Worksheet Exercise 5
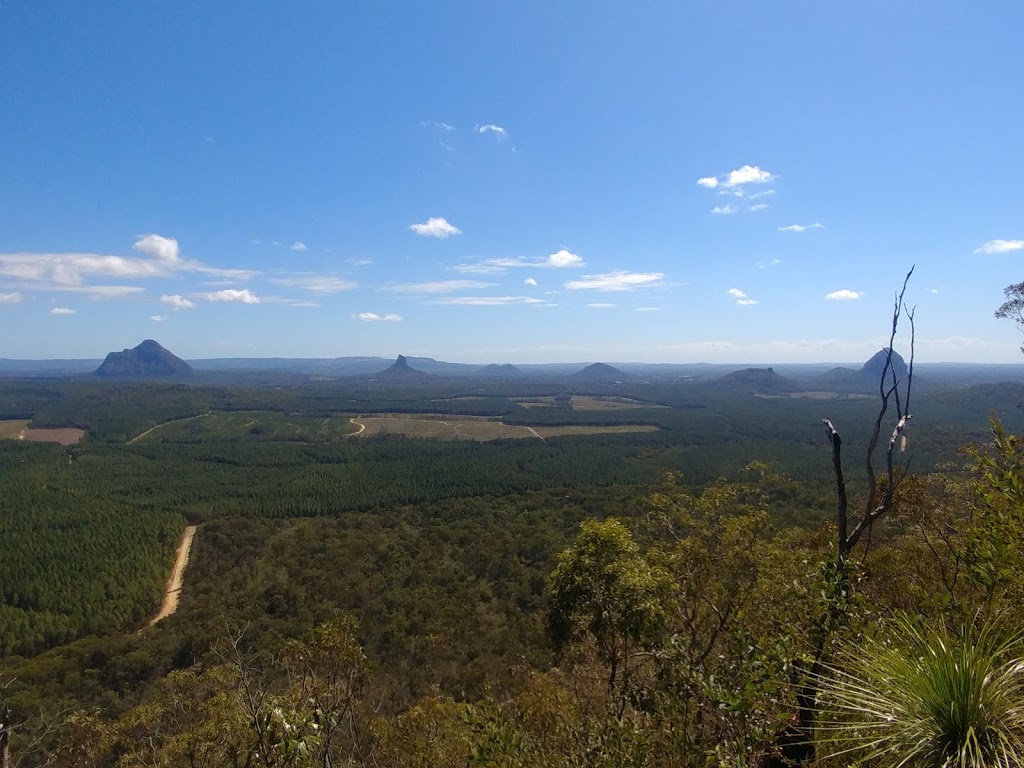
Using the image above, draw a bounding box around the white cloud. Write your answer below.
[545,249,584,267]
[712,204,738,215]
[476,124,508,139]
[429,295,548,306]
[160,294,195,310]
[748,190,776,200]
[385,279,495,294]
[634,307,661,312]
[974,239,1024,254]
[289,241,308,252]
[269,276,358,293]
[723,165,774,187]
[749,204,769,212]
[355,312,403,322]
[409,217,462,238]
[564,270,665,291]
[0,291,22,304]
[587,303,616,308]
[132,234,180,263]
[727,288,758,305]
[778,223,824,233]
[929,288,941,294]
[346,258,373,267]
[524,277,538,286]
[50,307,76,315]
[825,289,862,301]
[203,289,261,304]
[699,165,775,190]
[151,314,167,322]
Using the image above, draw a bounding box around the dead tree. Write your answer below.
[766,268,916,767]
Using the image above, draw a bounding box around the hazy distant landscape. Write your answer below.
[4,1,1024,765]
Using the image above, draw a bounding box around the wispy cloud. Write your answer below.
[825,289,862,300]
[778,223,824,233]
[160,293,195,310]
[201,289,261,304]
[151,314,166,322]
[697,165,775,190]
[409,217,462,238]
[727,288,758,306]
[634,307,661,312]
[289,241,308,252]
[748,190,776,200]
[346,258,373,267]
[564,271,664,291]
[524,277,538,286]
[354,312,403,322]
[429,295,548,306]
[712,204,738,215]
[0,234,258,298]
[420,121,455,132]
[476,124,508,140]
[749,203,769,212]
[50,307,76,315]
[455,250,586,274]
[385,279,495,294]
[0,291,22,304]
[974,239,1024,254]
[269,275,358,293]
[587,303,616,308]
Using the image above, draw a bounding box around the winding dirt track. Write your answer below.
[350,417,366,435]
[148,525,198,627]
[128,412,210,445]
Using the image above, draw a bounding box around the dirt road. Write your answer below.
[526,427,545,441]
[128,412,209,445]
[148,525,198,627]
[350,417,366,435]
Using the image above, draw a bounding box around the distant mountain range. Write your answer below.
[2,343,1022,388]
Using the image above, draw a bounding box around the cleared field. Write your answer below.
[514,396,557,409]
[571,395,668,411]
[352,413,658,441]
[0,419,29,440]
[135,411,359,443]
[0,419,86,445]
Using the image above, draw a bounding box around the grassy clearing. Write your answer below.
[353,413,659,441]
[570,395,668,411]
[0,419,29,440]
[514,396,557,409]
[136,411,359,443]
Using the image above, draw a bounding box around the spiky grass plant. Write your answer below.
[815,617,1024,767]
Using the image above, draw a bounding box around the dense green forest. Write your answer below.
[2,366,1024,766]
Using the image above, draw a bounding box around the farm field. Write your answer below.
[353,413,658,440]
[570,395,669,411]
[0,418,85,444]
[134,410,359,443]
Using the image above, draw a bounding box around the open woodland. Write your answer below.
[3,340,1024,767]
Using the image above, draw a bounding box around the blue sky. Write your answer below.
[2,2,1023,363]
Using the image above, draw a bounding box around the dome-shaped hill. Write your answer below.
[95,340,193,379]
[861,348,909,381]
[715,367,793,393]
[571,362,628,382]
